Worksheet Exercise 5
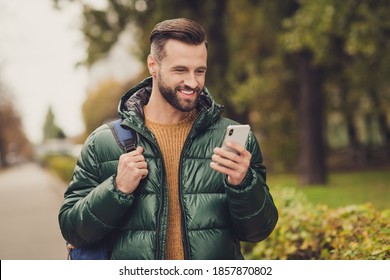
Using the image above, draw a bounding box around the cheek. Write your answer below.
[197,76,206,87]
[159,70,179,84]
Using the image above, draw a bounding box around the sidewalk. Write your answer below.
[0,163,67,260]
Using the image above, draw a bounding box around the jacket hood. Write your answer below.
[117,77,224,133]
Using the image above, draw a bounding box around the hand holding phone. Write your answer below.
[221,124,251,154]
[210,124,252,186]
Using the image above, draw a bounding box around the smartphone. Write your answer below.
[221,124,251,154]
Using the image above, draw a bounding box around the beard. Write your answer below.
[157,73,202,112]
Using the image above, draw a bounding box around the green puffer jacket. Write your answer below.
[59,77,278,259]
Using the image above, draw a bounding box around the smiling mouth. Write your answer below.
[178,87,199,96]
[179,89,195,95]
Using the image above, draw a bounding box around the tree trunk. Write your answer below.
[204,0,250,124]
[339,81,362,165]
[297,51,327,185]
[369,89,390,160]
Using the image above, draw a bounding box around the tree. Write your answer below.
[82,78,128,137]
[51,0,309,175]
[281,0,390,179]
[279,1,333,184]
[43,106,66,141]
[226,1,300,171]
[52,0,251,121]
[0,82,32,166]
[52,0,390,182]
[295,51,327,184]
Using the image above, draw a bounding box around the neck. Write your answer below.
[144,88,190,124]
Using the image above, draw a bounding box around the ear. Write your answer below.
[147,55,158,76]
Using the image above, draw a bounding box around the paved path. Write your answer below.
[0,163,68,260]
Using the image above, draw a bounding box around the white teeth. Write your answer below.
[181,90,194,95]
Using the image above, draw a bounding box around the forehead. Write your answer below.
[162,39,207,67]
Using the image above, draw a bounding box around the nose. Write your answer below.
[183,73,198,89]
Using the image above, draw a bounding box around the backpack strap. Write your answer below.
[108,119,137,153]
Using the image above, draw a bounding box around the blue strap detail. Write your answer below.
[67,241,108,260]
[66,119,137,259]
[108,119,136,153]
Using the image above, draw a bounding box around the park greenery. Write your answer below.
[43,156,389,260]
[46,1,390,259]
[242,186,389,260]
[1,0,388,260]
[43,106,66,140]
[51,0,390,185]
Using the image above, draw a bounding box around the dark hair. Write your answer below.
[150,18,207,62]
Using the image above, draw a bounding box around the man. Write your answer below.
[59,18,278,260]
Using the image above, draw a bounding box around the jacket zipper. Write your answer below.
[178,150,190,259]
[178,111,204,259]
[156,155,168,259]
[123,122,167,260]
[150,136,167,260]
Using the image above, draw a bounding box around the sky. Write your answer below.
[0,0,142,143]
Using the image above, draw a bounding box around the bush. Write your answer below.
[41,154,77,183]
[243,186,390,260]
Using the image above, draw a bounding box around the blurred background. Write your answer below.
[0,0,389,260]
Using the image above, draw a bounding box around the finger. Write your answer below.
[140,169,148,179]
[129,166,148,180]
[210,161,247,186]
[213,148,242,164]
[224,141,250,156]
[210,161,229,174]
[131,155,147,163]
[127,146,143,156]
[216,144,252,163]
[133,163,148,179]
[135,161,148,170]
[211,154,238,169]
[210,161,240,177]
[120,151,146,163]
[119,161,148,177]
[122,146,144,157]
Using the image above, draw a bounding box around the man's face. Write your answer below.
[154,40,207,112]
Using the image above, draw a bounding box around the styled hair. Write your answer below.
[150,18,207,63]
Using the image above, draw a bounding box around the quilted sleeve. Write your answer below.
[224,131,278,242]
[58,125,134,247]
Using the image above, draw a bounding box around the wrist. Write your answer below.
[114,176,134,196]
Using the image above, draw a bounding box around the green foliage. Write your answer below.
[53,0,390,173]
[243,186,390,260]
[280,0,390,63]
[81,75,146,139]
[280,0,336,63]
[82,79,126,137]
[226,1,300,171]
[43,106,66,140]
[41,154,77,182]
[269,169,390,210]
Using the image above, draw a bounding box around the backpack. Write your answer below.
[66,119,136,260]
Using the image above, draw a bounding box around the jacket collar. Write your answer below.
[118,77,224,134]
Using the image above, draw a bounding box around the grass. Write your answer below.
[267,169,390,211]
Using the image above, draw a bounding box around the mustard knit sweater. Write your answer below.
[145,110,197,260]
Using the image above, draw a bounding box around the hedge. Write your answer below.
[242,186,390,260]
[40,154,77,183]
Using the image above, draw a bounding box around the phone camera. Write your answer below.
[228,129,234,136]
